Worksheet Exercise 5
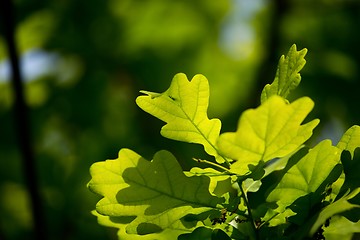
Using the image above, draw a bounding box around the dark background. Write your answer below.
[0,0,359,239]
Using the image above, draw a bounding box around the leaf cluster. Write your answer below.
[88,45,360,239]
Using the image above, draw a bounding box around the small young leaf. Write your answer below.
[217,96,319,175]
[243,178,262,193]
[266,140,340,221]
[136,73,230,164]
[261,44,307,103]
[88,149,224,238]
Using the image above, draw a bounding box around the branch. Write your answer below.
[0,1,47,239]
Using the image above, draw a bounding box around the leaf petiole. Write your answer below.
[238,179,260,240]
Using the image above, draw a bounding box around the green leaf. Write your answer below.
[88,148,224,238]
[262,208,297,227]
[261,44,307,103]
[136,73,229,164]
[92,210,201,240]
[243,178,262,193]
[179,227,239,240]
[265,140,340,223]
[178,227,213,240]
[185,167,235,197]
[310,188,360,236]
[337,125,360,158]
[331,125,360,200]
[217,96,319,175]
[262,146,303,178]
[338,149,360,195]
[324,216,360,240]
[185,168,243,217]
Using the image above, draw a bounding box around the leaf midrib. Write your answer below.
[124,175,221,209]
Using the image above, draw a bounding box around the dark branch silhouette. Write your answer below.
[0,1,47,239]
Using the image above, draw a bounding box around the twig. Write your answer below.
[192,158,231,173]
[238,180,260,240]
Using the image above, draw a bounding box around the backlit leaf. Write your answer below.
[310,188,360,236]
[332,125,360,199]
[136,73,230,164]
[185,167,235,197]
[324,216,360,240]
[88,149,224,238]
[261,44,307,103]
[92,210,201,240]
[338,149,360,196]
[337,125,360,158]
[266,140,340,222]
[217,96,319,175]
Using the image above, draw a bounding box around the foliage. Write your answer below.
[1,1,360,239]
[88,45,360,239]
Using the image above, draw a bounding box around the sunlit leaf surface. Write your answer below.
[266,140,340,222]
[261,44,307,103]
[136,73,229,164]
[337,125,360,157]
[88,149,224,238]
[218,96,319,175]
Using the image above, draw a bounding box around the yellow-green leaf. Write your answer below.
[261,44,307,103]
[332,125,360,198]
[337,125,360,158]
[217,96,319,175]
[310,188,360,236]
[266,140,340,219]
[136,73,229,164]
[92,210,199,240]
[88,148,224,238]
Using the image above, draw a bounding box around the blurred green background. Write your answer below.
[0,0,359,239]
